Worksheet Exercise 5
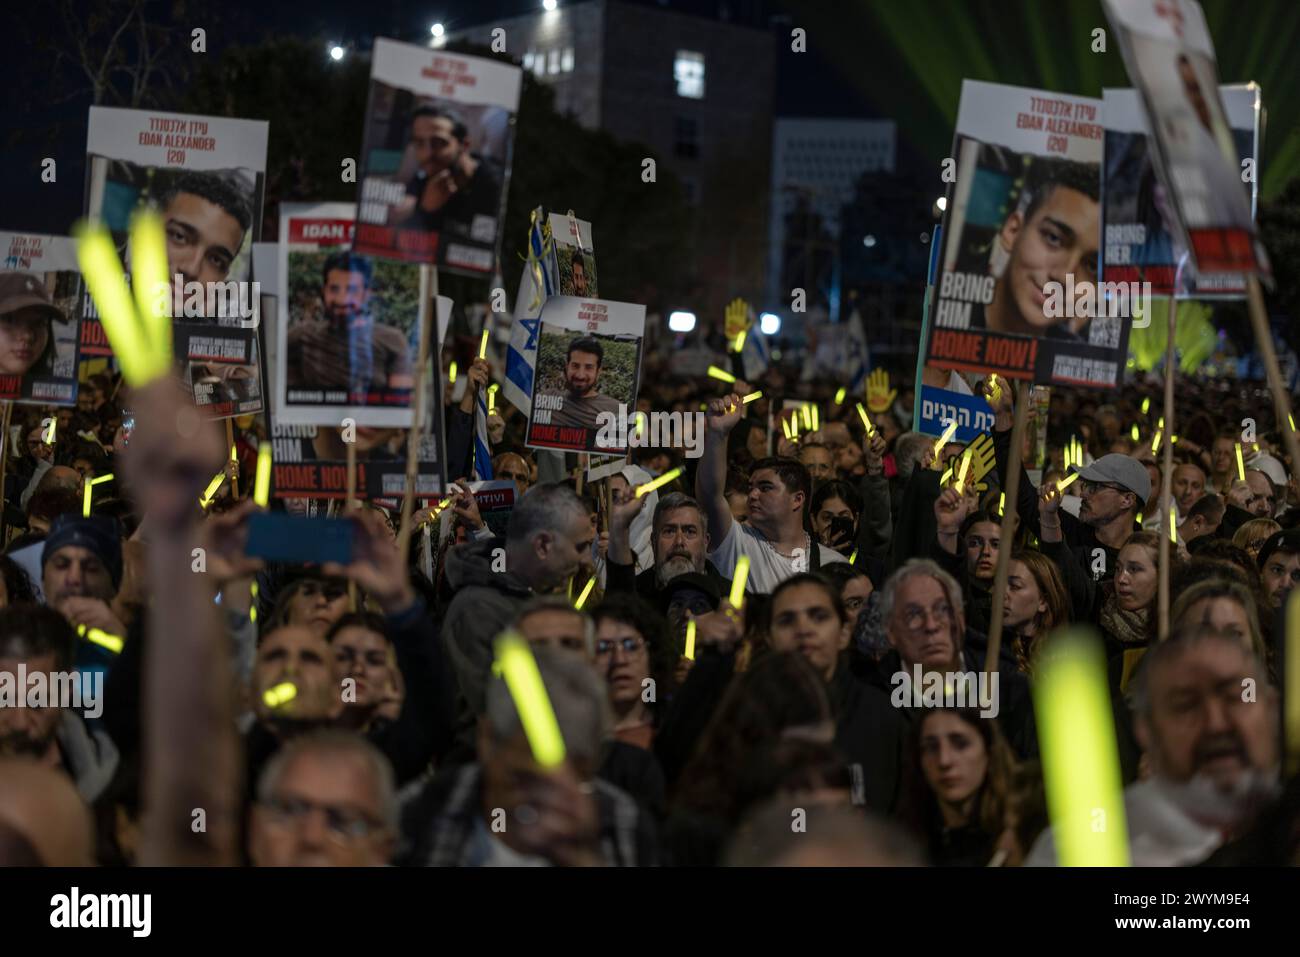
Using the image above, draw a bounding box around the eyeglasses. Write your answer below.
[1080,480,1127,496]
[899,602,953,632]
[594,636,647,656]
[262,796,385,842]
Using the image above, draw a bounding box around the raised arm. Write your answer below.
[695,393,741,547]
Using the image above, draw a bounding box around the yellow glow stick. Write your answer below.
[1057,471,1080,491]
[77,624,124,655]
[1150,430,1162,454]
[1170,509,1177,543]
[231,445,238,463]
[1286,590,1300,776]
[494,631,566,768]
[128,208,172,364]
[932,420,958,457]
[732,330,746,353]
[810,405,819,432]
[955,449,972,494]
[707,365,736,384]
[1141,397,1150,414]
[634,411,648,440]
[488,389,496,412]
[1136,511,1143,525]
[781,417,793,440]
[573,575,596,609]
[635,466,683,498]
[81,472,116,517]
[254,442,272,507]
[742,390,763,404]
[834,386,846,404]
[249,581,259,624]
[849,548,858,564]
[74,224,159,385]
[729,555,750,610]
[801,405,812,430]
[1235,442,1246,483]
[449,361,458,384]
[199,469,227,510]
[44,417,56,446]
[479,328,490,360]
[999,492,1005,516]
[1291,413,1296,433]
[262,682,297,709]
[684,618,696,660]
[940,465,953,485]
[855,402,875,437]
[1033,629,1130,866]
[1130,424,1139,442]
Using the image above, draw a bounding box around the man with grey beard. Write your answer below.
[604,491,732,614]
[1027,627,1279,866]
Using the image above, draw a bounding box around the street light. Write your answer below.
[862,235,877,248]
[329,45,345,61]
[936,196,947,211]
[431,23,445,37]
[543,0,559,10]
[668,310,696,333]
[759,312,781,336]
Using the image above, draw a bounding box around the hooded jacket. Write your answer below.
[57,710,118,802]
[442,536,535,718]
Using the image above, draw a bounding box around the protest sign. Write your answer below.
[354,38,521,273]
[525,295,644,454]
[0,234,83,405]
[275,203,428,428]
[1102,0,1271,280]
[83,107,267,416]
[1102,84,1261,297]
[923,81,1128,388]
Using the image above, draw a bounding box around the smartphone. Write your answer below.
[121,412,135,448]
[245,513,356,565]
[829,515,857,545]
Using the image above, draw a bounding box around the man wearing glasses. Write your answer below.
[987,378,1149,582]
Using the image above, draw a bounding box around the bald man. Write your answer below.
[0,757,95,865]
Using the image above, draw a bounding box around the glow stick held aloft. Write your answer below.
[1169,510,1178,543]
[684,618,697,661]
[636,466,682,498]
[729,556,750,610]
[955,449,972,494]
[262,682,297,710]
[834,386,846,405]
[573,575,597,609]
[707,365,736,384]
[1235,442,1246,483]
[82,472,115,518]
[1033,629,1130,866]
[1057,471,1080,492]
[732,330,746,353]
[932,420,958,458]
[494,631,566,768]
[1150,430,1162,455]
[742,391,763,404]
[77,624,124,655]
[1130,424,1140,443]
[1141,397,1150,415]
[479,328,490,360]
[198,469,227,510]
[855,402,875,437]
[254,442,272,508]
[449,361,458,384]
[129,208,172,362]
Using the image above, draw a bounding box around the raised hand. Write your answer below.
[866,368,897,414]
[706,394,742,435]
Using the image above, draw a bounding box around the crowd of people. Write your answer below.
[1,340,1298,868]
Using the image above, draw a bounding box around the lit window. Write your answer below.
[561,47,574,72]
[523,52,534,70]
[549,49,560,74]
[674,50,704,99]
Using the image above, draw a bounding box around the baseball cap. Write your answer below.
[1248,453,1288,488]
[0,273,64,321]
[1074,453,1152,503]
[1256,529,1300,570]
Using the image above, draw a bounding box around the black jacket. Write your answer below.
[827,662,909,813]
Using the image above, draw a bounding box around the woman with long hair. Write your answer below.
[1001,549,1070,674]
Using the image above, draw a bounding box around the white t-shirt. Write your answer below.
[708,521,847,595]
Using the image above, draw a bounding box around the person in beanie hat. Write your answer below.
[41,514,124,628]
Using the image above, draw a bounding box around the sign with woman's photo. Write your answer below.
[525,296,644,454]
[276,202,431,428]
[353,38,521,274]
[1102,84,1260,298]
[0,233,82,405]
[923,80,1128,389]
[1102,0,1271,280]
[83,106,268,416]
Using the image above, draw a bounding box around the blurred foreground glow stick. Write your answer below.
[129,208,172,363]
[732,330,746,353]
[932,420,957,457]
[254,442,272,507]
[636,466,682,498]
[811,405,819,432]
[1130,424,1139,443]
[479,328,490,360]
[77,624,124,655]
[800,405,812,430]
[574,575,596,609]
[1033,628,1129,866]
[684,618,696,660]
[1286,590,1300,776]
[199,469,227,510]
[1235,442,1246,483]
[74,220,167,385]
[1141,397,1150,415]
[707,365,736,384]
[729,556,750,609]
[834,386,846,404]
[449,361,458,384]
[494,631,566,768]
[262,682,297,709]
[742,391,762,404]
[1057,471,1080,492]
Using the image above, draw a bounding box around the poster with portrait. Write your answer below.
[276,202,432,428]
[1102,0,1270,280]
[503,208,595,415]
[1102,85,1260,298]
[525,296,644,454]
[353,38,522,273]
[0,234,82,405]
[83,107,268,414]
[923,81,1128,389]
